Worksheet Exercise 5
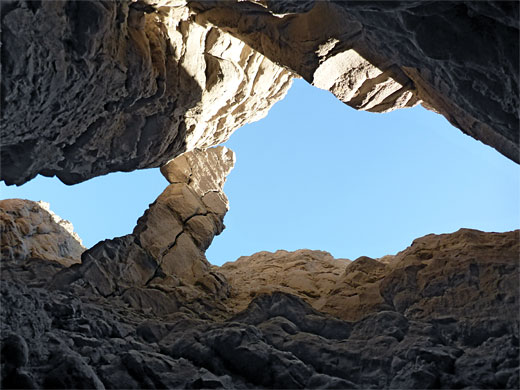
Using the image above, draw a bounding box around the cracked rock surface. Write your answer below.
[1,226,519,389]
[50,146,235,318]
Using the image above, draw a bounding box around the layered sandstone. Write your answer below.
[191,0,519,163]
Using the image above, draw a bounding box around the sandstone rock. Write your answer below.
[219,249,350,313]
[0,199,84,267]
[2,0,518,189]
[191,0,519,163]
[134,146,234,285]
[321,256,392,321]
[51,147,234,316]
[0,1,291,185]
[379,228,520,320]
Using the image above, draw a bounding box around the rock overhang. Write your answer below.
[1,0,518,188]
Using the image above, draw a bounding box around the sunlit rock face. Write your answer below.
[49,146,234,317]
[220,229,520,322]
[0,1,291,185]
[1,1,517,187]
[218,249,351,313]
[191,0,519,163]
[0,199,84,267]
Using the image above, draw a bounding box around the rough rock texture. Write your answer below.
[2,220,518,388]
[0,0,291,185]
[191,0,519,163]
[221,229,520,323]
[323,229,520,322]
[2,1,518,187]
[219,249,350,313]
[0,199,84,267]
[51,146,234,318]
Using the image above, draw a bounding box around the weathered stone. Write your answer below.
[191,0,519,163]
[0,199,84,267]
[0,1,291,185]
[218,228,519,326]
[1,229,518,389]
[2,1,517,189]
[51,147,234,315]
[219,249,350,313]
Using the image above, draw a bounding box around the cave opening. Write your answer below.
[1,79,518,267]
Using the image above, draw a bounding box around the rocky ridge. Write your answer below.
[2,224,518,388]
[218,249,351,314]
[1,146,518,388]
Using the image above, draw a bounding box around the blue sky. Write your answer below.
[2,79,519,265]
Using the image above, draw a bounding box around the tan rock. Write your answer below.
[191,0,518,163]
[1,1,292,185]
[379,228,520,320]
[218,249,350,313]
[52,146,235,310]
[217,229,519,323]
[321,256,390,321]
[0,199,84,267]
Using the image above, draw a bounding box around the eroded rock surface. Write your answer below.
[191,0,519,163]
[219,249,350,313]
[1,1,291,185]
[220,229,520,324]
[1,1,518,187]
[0,199,84,267]
[51,146,235,318]
[2,210,518,389]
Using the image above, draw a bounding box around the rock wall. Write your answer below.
[1,1,519,388]
[218,249,350,313]
[220,229,520,322]
[51,146,235,317]
[1,221,518,388]
[191,0,519,163]
[1,0,291,185]
[1,1,517,187]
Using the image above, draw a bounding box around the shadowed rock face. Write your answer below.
[0,1,291,185]
[1,2,519,388]
[1,1,517,186]
[0,155,518,390]
[1,226,518,389]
